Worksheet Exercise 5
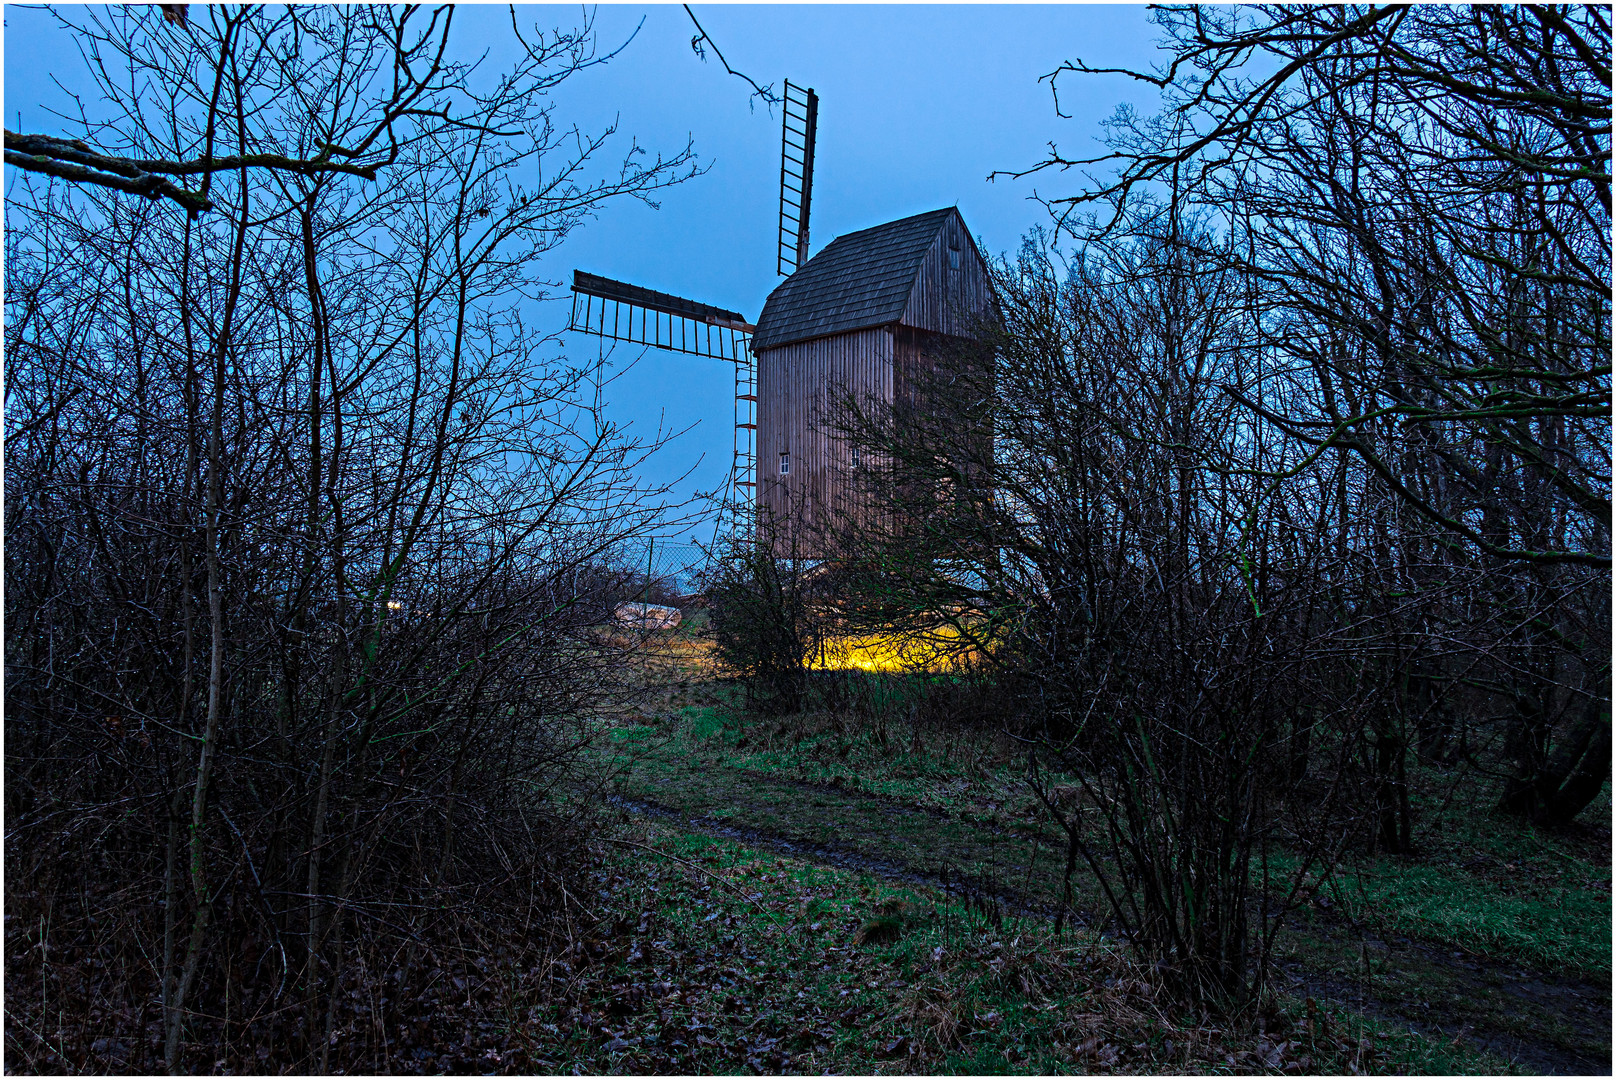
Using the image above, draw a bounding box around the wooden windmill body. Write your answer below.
[566,83,993,544]
[751,206,992,537]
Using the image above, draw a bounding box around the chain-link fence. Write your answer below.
[616,537,709,597]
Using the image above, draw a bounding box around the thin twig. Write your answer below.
[217,809,290,1001]
[682,6,779,108]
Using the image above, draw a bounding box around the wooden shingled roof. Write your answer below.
[751,207,959,350]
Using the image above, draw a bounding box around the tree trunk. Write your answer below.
[1538,701,1611,827]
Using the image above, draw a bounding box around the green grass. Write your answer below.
[603,701,1612,981]
[1320,768,1612,979]
[595,710,1073,913]
[582,679,1610,1071]
[527,823,1517,1074]
[1327,859,1610,978]
[607,693,1047,828]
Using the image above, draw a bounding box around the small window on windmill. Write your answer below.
[779,450,791,475]
[948,243,961,272]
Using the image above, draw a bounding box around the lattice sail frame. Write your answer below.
[569,271,751,361]
[777,81,818,276]
[732,354,757,501]
[568,271,758,515]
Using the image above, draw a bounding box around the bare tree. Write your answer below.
[5,6,697,1071]
[1014,4,1610,568]
[702,490,832,717]
[1009,4,1610,825]
[820,223,1406,1013]
[3,6,656,210]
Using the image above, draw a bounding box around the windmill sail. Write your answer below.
[567,269,758,511]
[777,81,818,276]
[568,271,753,362]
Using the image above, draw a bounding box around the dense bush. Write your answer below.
[702,507,829,716]
[4,7,691,1070]
[808,5,1610,1017]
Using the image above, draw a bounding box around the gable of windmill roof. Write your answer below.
[752,207,972,350]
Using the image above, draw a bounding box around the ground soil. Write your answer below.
[611,639,1611,1074]
[610,776,1612,1076]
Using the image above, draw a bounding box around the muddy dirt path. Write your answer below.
[609,794,1063,918]
[610,788,1612,1076]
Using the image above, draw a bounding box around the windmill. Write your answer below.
[567,79,995,551]
[567,80,819,515]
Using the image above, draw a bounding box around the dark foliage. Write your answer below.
[4,6,694,1071]
[701,505,829,717]
[1018,3,1612,825]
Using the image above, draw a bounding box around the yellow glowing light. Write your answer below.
[387,601,404,611]
[814,623,978,673]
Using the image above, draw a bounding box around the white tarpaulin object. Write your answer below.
[614,602,683,630]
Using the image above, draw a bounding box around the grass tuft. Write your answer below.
[856,914,906,947]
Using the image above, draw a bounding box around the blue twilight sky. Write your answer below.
[4,4,1167,540]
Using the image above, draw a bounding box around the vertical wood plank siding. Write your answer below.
[896,211,994,340]
[754,209,995,547]
[758,327,892,534]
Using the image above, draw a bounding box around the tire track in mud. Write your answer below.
[607,788,1611,1076]
[1289,967,1609,1077]
[606,793,1066,921]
